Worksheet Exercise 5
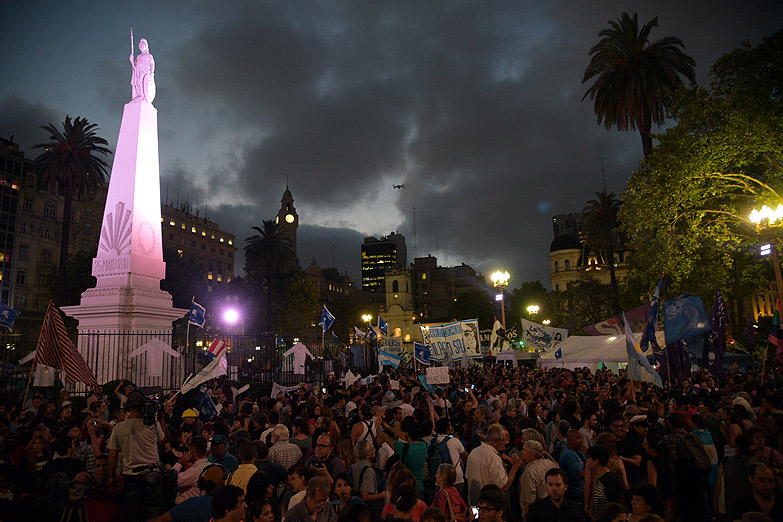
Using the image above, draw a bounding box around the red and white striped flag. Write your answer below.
[35,301,98,388]
[207,338,226,360]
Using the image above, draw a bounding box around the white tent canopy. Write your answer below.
[537,331,666,372]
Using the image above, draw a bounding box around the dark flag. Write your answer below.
[652,342,669,381]
[769,302,783,364]
[641,276,664,352]
[702,289,728,379]
[36,301,98,388]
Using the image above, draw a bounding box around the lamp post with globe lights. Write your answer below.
[527,304,540,317]
[491,270,510,330]
[750,205,783,309]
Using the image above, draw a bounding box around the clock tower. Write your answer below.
[276,184,298,258]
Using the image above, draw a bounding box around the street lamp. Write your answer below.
[750,205,783,308]
[491,270,510,330]
[527,304,540,316]
[542,319,551,326]
[361,314,372,323]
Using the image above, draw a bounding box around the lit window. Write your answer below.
[181,223,186,229]
[211,233,215,239]
[208,273,213,280]
[228,240,233,245]
[227,277,231,283]
[422,274,427,280]
[0,253,4,262]
[202,231,206,236]
[169,220,175,226]
[217,275,222,282]
[220,237,224,243]
[191,226,197,233]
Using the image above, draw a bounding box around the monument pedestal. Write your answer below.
[63,89,187,386]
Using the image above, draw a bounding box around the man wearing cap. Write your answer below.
[181,408,199,427]
[209,434,239,473]
[172,436,211,504]
[268,424,302,470]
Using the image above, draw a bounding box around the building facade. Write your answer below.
[0,138,25,306]
[410,254,488,322]
[361,232,407,292]
[275,185,298,260]
[160,202,237,292]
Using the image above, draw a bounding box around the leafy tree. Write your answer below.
[33,116,111,305]
[506,281,554,328]
[582,12,696,158]
[621,31,782,324]
[450,289,495,329]
[272,269,318,338]
[244,220,295,331]
[552,277,615,332]
[57,249,96,306]
[581,190,623,315]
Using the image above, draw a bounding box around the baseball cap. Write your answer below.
[210,433,228,445]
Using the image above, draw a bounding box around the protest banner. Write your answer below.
[426,366,450,384]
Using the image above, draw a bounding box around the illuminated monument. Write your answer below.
[63,37,187,385]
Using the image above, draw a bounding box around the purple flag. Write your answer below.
[583,302,651,335]
[702,289,728,379]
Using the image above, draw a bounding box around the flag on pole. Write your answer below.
[199,391,219,422]
[555,348,562,360]
[623,313,663,387]
[414,342,431,365]
[378,316,388,337]
[36,301,98,387]
[179,350,227,395]
[379,350,401,368]
[0,302,20,330]
[702,289,728,378]
[189,300,206,328]
[353,326,367,339]
[641,276,664,352]
[368,324,378,340]
[319,306,335,332]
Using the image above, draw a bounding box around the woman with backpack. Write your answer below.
[393,420,429,495]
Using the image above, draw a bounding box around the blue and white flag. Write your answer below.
[353,326,367,339]
[368,324,378,340]
[378,316,388,336]
[414,342,431,365]
[379,350,401,368]
[624,313,663,387]
[418,374,436,393]
[663,294,711,345]
[199,391,219,422]
[0,303,20,330]
[641,276,664,352]
[319,306,335,332]
[555,348,563,360]
[360,375,377,386]
[189,300,206,328]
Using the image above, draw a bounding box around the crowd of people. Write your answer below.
[1,361,782,522]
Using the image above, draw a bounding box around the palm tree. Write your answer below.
[582,12,696,159]
[581,190,622,314]
[33,116,111,306]
[244,219,295,331]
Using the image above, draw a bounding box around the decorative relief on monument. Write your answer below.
[98,201,132,257]
[136,221,157,257]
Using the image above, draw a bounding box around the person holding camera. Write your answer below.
[306,434,345,486]
[106,390,166,522]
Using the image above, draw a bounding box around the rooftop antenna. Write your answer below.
[600,157,607,192]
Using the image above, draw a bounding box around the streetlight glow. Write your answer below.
[527,304,540,315]
[490,270,510,330]
[490,270,510,286]
[224,309,239,324]
[542,319,551,325]
[361,314,372,323]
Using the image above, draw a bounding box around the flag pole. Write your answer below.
[665,347,672,388]
[22,307,49,409]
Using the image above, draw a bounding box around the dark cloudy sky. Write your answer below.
[1,1,781,289]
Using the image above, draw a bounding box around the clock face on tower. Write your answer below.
[285,213,295,224]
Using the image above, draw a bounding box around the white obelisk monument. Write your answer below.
[63,37,187,385]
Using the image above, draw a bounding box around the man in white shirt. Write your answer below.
[433,418,468,494]
[519,440,557,515]
[465,424,522,505]
[171,436,211,504]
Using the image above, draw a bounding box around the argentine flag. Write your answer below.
[319,306,335,331]
[623,313,663,387]
[379,350,401,368]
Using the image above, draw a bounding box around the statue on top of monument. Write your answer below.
[130,37,155,104]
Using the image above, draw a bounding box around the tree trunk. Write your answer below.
[56,192,73,306]
[265,271,273,333]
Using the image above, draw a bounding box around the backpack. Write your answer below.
[426,435,453,481]
[672,432,710,472]
[386,442,411,476]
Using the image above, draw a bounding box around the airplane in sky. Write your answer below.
[393,184,405,189]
